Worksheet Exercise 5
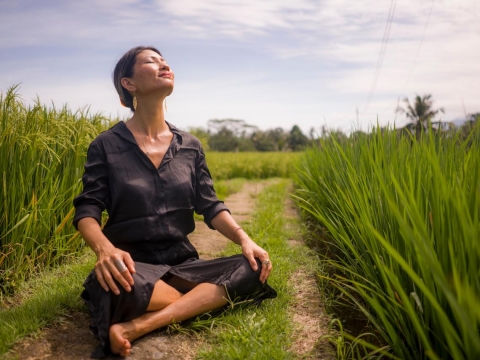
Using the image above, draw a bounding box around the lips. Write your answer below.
[159,72,172,78]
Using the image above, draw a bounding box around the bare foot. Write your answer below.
[109,323,132,357]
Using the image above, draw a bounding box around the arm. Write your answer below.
[73,140,134,294]
[192,144,272,283]
[210,211,272,284]
[78,217,136,295]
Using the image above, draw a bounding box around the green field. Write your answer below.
[293,126,480,359]
[205,151,301,180]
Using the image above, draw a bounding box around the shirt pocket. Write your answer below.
[163,156,195,211]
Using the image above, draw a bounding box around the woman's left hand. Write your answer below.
[210,212,273,283]
[241,239,272,284]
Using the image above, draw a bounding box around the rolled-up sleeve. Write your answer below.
[73,141,110,229]
[194,148,230,229]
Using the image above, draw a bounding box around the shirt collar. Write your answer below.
[112,120,183,145]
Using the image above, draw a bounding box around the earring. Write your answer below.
[164,98,167,112]
[133,92,137,111]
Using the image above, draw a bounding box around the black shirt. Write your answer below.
[73,121,229,263]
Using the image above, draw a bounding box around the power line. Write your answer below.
[364,0,397,112]
[402,0,436,93]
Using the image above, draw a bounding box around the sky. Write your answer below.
[0,0,479,135]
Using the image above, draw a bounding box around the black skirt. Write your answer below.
[82,254,277,358]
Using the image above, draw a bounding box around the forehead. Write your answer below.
[136,50,163,60]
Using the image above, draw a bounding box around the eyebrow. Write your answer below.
[144,55,163,61]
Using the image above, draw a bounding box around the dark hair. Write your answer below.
[113,46,162,112]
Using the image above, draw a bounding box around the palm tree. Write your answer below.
[396,94,445,137]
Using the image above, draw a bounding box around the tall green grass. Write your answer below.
[293,126,480,359]
[0,86,112,295]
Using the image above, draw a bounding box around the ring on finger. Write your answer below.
[262,259,271,266]
[114,258,128,272]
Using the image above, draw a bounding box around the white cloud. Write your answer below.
[0,0,479,134]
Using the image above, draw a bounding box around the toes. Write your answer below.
[119,340,131,357]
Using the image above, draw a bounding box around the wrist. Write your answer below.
[237,232,252,246]
[232,227,243,244]
[93,242,115,258]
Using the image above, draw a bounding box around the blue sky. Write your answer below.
[1,0,479,134]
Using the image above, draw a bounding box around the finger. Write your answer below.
[99,263,121,295]
[123,252,136,274]
[95,267,109,292]
[107,260,132,293]
[121,267,135,287]
[260,264,270,283]
[247,253,258,271]
[264,263,273,281]
[260,266,272,283]
[259,259,272,283]
[116,256,135,286]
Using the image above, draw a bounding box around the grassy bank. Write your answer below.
[0,251,94,355]
[293,126,480,359]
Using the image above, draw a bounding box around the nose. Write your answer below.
[160,61,170,71]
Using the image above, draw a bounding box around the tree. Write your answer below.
[460,112,480,140]
[207,119,258,138]
[207,119,259,152]
[251,128,288,151]
[251,130,277,151]
[287,125,309,151]
[268,128,288,150]
[208,127,239,151]
[396,94,444,137]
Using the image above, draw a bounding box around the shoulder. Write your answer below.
[180,131,203,149]
[168,122,203,151]
[88,121,132,153]
[91,122,124,145]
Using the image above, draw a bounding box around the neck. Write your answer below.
[129,96,168,138]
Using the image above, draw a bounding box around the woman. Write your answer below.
[73,46,276,358]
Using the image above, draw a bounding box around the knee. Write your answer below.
[227,256,263,297]
[243,256,262,276]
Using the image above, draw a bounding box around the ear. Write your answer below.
[121,77,136,92]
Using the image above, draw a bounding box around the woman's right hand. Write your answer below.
[95,247,136,295]
[77,217,136,295]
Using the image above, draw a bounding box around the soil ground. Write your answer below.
[7,181,332,360]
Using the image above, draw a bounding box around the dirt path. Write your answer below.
[8,181,331,360]
[284,193,334,359]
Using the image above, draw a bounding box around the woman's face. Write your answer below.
[125,49,174,96]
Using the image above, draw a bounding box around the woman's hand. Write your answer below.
[77,217,136,295]
[95,247,136,295]
[210,212,273,284]
[241,238,273,284]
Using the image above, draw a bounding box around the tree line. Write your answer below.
[189,94,479,152]
[189,119,310,152]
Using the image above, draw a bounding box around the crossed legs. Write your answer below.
[109,277,228,357]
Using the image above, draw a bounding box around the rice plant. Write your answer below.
[293,126,480,359]
[0,85,112,295]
